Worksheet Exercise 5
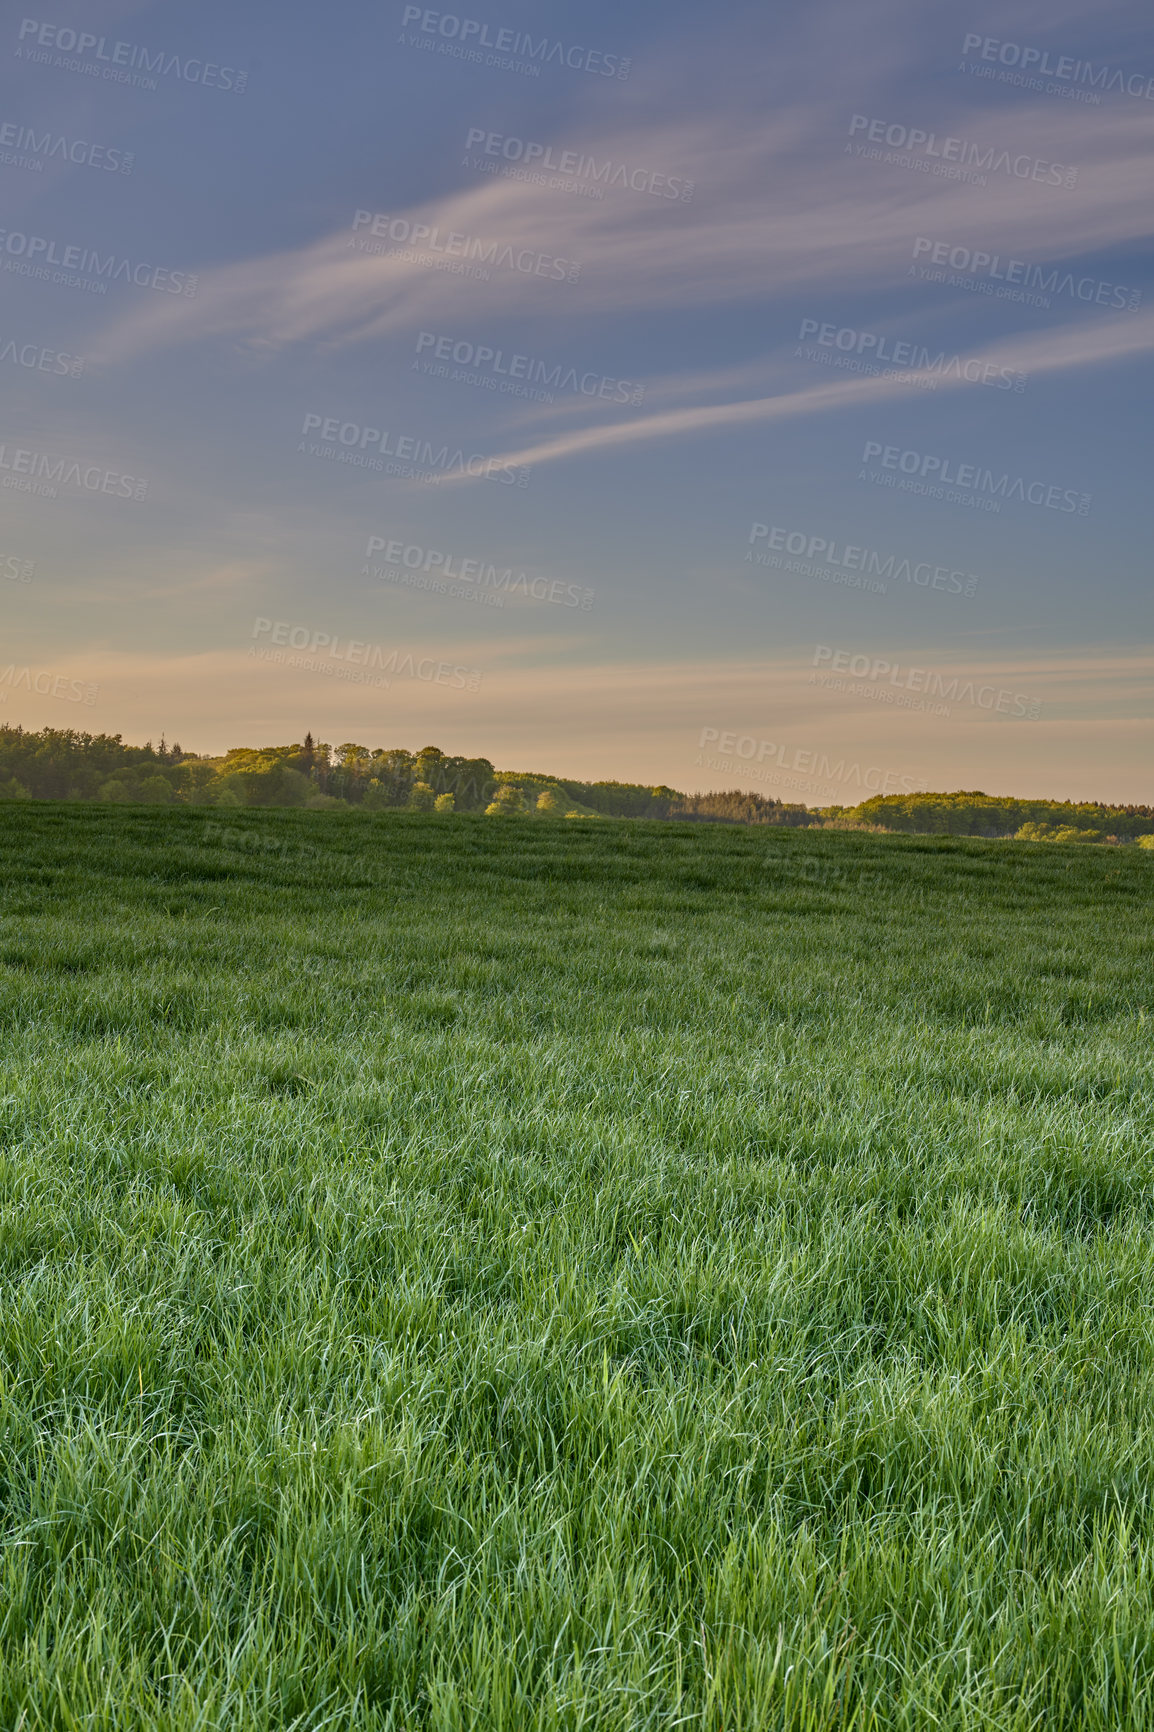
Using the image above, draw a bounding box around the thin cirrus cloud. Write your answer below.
[432,306,1154,477]
[89,90,1154,367]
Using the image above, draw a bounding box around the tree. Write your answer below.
[335,742,371,768]
[485,784,525,816]
[415,746,447,788]
[211,776,247,808]
[368,749,414,806]
[409,781,436,812]
[211,749,315,807]
[330,743,373,804]
[408,747,495,811]
[434,792,455,813]
[277,768,313,806]
[182,761,219,804]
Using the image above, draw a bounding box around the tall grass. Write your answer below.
[0,805,1152,1728]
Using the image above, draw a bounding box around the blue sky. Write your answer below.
[1,0,1151,800]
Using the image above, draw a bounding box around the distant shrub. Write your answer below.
[1017,822,1101,843]
[486,785,526,816]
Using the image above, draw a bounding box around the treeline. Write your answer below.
[662,789,813,827]
[843,791,1154,841]
[1,729,1148,840]
[0,730,503,811]
[0,727,813,824]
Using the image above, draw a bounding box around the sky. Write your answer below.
[1,0,1151,803]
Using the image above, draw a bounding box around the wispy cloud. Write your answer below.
[427,306,1154,474]
[90,82,1154,366]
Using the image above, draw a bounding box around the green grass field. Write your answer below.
[1,805,1152,1730]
